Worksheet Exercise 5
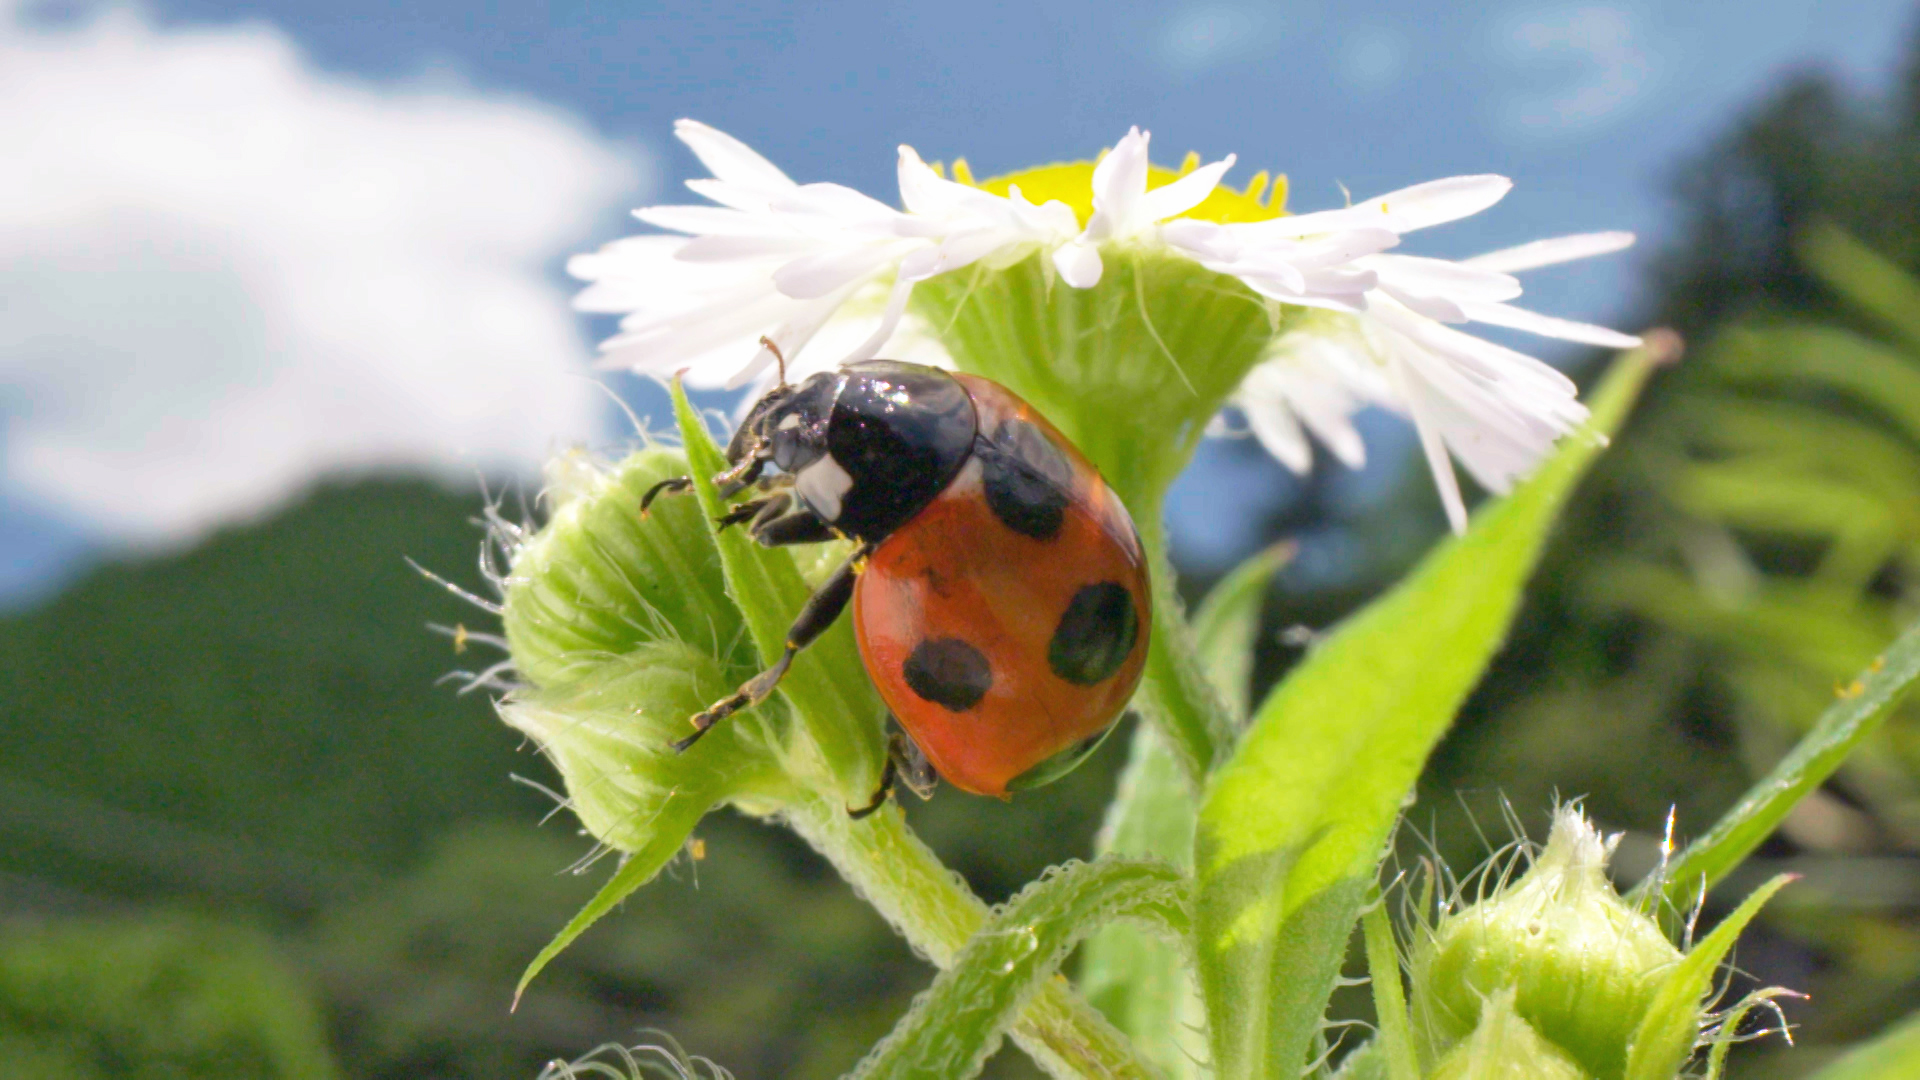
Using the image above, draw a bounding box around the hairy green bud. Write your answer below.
[502,446,749,690]
[1412,808,1684,1080]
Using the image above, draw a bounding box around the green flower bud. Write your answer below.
[1411,807,1684,1080]
[501,446,749,690]
[1429,988,1591,1080]
[499,642,794,859]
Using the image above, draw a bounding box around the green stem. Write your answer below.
[1136,518,1237,788]
[784,798,1161,1080]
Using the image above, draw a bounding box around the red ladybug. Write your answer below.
[646,350,1150,814]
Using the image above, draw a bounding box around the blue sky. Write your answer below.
[4,0,1916,604]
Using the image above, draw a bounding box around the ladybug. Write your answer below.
[645,343,1150,815]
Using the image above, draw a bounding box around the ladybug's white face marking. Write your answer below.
[776,414,802,431]
[795,452,854,521]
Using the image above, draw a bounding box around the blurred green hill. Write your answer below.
[0,476,1123,1078]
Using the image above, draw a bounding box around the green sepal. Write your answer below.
[1622,874,1793,1080]
[503,644,796,1003]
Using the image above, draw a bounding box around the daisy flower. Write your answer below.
[570,121,1639,532]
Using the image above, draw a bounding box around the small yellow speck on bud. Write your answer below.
[1872,655,1887,672]
[688,837,706,861]
[1837,680,1865,700]
[451,623,469,654]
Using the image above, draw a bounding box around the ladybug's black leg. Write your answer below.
[714,491,790,532]
[714,454,769,498]
[639,476,692,515]
[848,728,938,819]
[672,543,873,753]
[748,504,839,547]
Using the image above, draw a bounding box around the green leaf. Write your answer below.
[1797,222,1920,355]
[1193,542,1293,721]
[1632,619,1920,910]
[851,858,1190,1080]
[1623,873,1793,1080]
[1803,1011,1920,1080]
[1137,521,1240,785]
[1193,344,1663,1080]
[1360,895,1419,1080]
[670,379,886,800]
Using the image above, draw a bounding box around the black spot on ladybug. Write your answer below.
[1049,582,1138,686]
[903,638,993,711]
[979,418,1073,541]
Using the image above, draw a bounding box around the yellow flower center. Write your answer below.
[943,151,1287,226]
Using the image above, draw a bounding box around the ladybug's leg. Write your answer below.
[747,504,839,547]
[713,476,798,532]
[639,445,774,515]
[672,543,873,753]
[848,728,937,818]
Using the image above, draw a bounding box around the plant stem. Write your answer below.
[1137,519,1236,788]
[785,797,1161,1080]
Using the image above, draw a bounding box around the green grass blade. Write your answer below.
[1193,343,1663,1080]
[1803,1011,1920,1080]
[1633,619,1920,910]
[669,379,885,800]
[851,858,1189,1080]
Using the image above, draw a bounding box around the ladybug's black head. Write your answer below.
[729,370,840,473]
[726,361,980,542]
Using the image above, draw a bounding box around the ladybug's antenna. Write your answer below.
[759,336,789,388]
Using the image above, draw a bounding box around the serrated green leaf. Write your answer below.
[852,858,1190,1080]
[1193,345,1661,1080]
[1623,873,1793,1080]
[1803,1010,1920,1080]
[1633,620,1920,910]
[670,379,885,801]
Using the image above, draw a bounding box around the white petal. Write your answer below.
[1371,255,1523,302]
[675,234,816,262]
[1354,175,1512,232]
[770,183,903,229]
[1054,240,1104,288]
[772,245,899,299]
[1464,231,1635,273]
[1142,154,1236,222]
[1388,356,1471,534]
[633,204,779,236]
[839,276,916,364]
[674,119,796,193]
[1244,398,1313,474]
[1086,127,1150,240]
[1459,301,1643,348]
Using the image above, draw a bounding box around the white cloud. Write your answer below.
[1495,5,1658,136]
[0,2,646,547]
